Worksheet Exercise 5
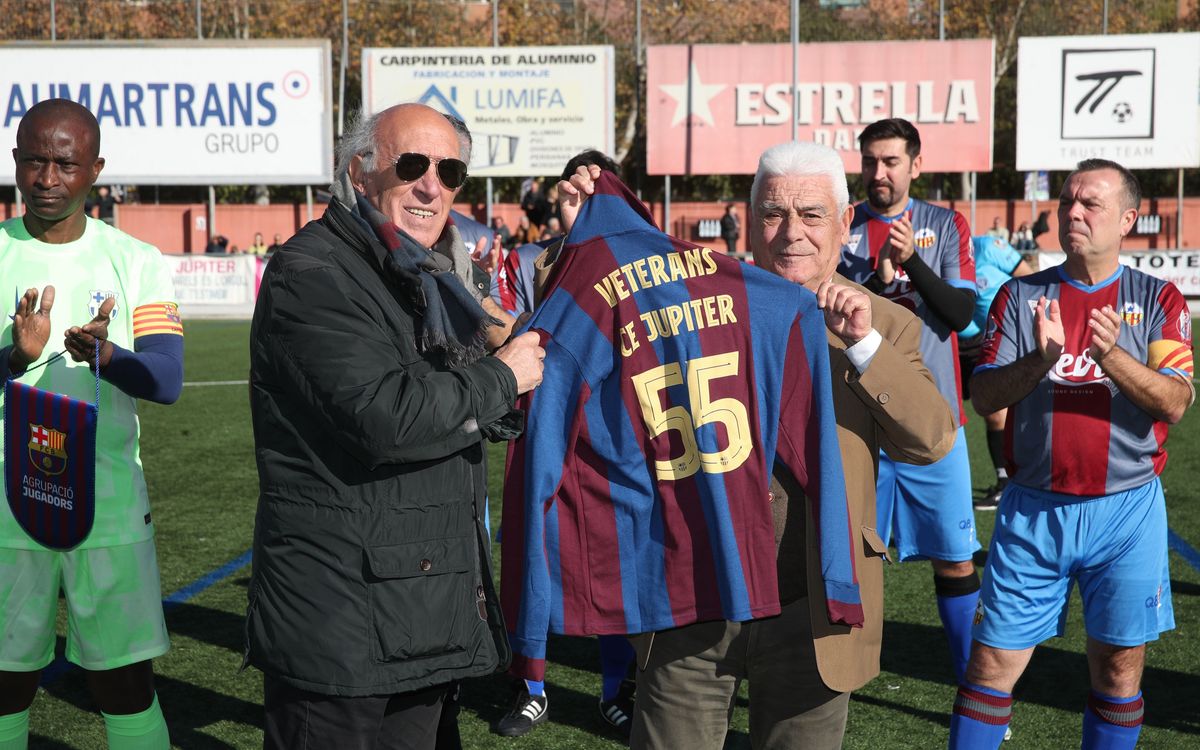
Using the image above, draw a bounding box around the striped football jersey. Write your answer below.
[839,198,976,424]
[976,264,1193,496]
[500,173,859,681]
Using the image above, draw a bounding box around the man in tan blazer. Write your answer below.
[569,141,952,749]
[551,142,955,749]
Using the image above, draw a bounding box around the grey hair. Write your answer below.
[335,107,381,181]
[333,106,473,183]
[750,141,850,217]
[443,113,472,165]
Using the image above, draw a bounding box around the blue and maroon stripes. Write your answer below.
[844,199,977,426]
[1048,276,1119,494]
[1087,691,1144,728]
[953,684,1013,726]
[4,380,97,549]
[501,172,860,680]
[978,264,1186,497]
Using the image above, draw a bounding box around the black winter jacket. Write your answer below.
[246,199,516,696]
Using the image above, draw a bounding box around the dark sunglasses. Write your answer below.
[392,152,468,190]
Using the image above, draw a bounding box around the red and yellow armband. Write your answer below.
[132,302,184,338]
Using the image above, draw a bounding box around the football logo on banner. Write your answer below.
[1061,48,1155,140]
[28,423,67,476]
[4,379,98,550]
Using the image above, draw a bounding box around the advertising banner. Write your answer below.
[1038,250,1200,296]
[363,46,615,177]
[170,255,262,317]
[646,40,995,175]
[0,41,333,185]
[1016,34,1200,170]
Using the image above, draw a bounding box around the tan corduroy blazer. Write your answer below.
[773,274,956,694]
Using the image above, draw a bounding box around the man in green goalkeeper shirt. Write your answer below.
[0,99,183,749]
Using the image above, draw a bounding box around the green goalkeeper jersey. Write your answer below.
[0,216,179,549]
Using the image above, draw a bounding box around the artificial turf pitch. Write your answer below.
[24,320,1200,748]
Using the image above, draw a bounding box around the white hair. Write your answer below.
[750,141,850,217]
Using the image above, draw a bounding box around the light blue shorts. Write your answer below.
[973,478,1174,650]
[876,426,979,562]
[0,538,169,671]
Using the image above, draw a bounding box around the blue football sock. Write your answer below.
[598,635,635,702]
[524,679,545,697]
[935,571,981,684]
[1082,691,1143,750]
[949,683,1011,750]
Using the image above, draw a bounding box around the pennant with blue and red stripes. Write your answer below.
[4,379,97,549]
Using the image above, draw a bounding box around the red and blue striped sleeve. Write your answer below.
[976,280,1021,372]
[1147,282,1194,381]
[941,210,976,291]
[500,237,619,681]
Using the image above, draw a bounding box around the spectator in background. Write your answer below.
[511,215,540,248]
[491,216,512,248]
[1011,221,1035,251]
[520,179,551,229]
[86,184,121,226]
[720,204,740,254]
[247,232,268,255]
[204,235,228,254]
[267,233,285,254]
[986,216,1010,244]
[541,217,562,241]
[546,183,561,226]
[228,244,241,254]
[450,209,495,258]
[1031,210,1051,242]
[492,150,618,321]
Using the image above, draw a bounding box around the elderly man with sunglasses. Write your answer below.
[246,103,545,750]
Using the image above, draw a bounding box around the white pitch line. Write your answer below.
[182,379,249,387]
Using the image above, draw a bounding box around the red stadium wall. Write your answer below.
[3,198,1198,254]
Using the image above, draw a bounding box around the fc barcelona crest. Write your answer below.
[87,290,119,318]
[28,423,68,476]
[5,379,98,550]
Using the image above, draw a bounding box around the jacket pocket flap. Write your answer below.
[861,527,888,557]
[366,538,472,579]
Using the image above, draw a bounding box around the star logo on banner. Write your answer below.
[659,63,725,127]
